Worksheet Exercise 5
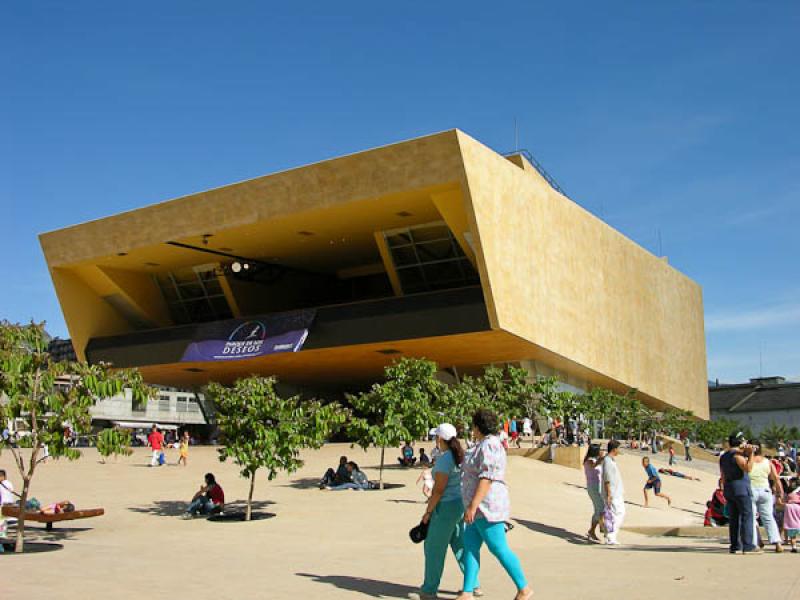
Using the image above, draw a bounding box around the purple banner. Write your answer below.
[180,310,315,362]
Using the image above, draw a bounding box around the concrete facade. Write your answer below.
[39,130,708,417]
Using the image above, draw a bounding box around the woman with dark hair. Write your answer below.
[583,444,605,542]
[183,472,225,519]
[411,424,481,600]
[749,440,783,552]
[456,409,532,600]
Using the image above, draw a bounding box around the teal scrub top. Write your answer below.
[432,449,462,503]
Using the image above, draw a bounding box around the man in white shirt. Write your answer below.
[602,440,625,545]
[0,470,14,506]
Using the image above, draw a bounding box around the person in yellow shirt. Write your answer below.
[178,431,190,467]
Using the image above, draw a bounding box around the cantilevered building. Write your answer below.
[39,130,709,417]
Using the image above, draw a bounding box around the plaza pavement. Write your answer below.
[2,443,796,599]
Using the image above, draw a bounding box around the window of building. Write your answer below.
[383,222,480,294]
[154,264,233,325]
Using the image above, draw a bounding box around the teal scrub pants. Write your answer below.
[463,517,527,593]
[421,499,476,594]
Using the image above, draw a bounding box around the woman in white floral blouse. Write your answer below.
[456,409,532,600]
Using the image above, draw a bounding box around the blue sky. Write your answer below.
[2,2,798,383]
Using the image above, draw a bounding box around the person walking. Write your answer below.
[410,424,481,600]
[602,440,625,545]
[642,457,671,508]
[147,424,164,467]
[177,431,190,467]
[749,441,783,553]
[683,436,693,462]
[668,445,675,466]
[456,409,532,600]
[583,444,605,542]
[719,433,760,554]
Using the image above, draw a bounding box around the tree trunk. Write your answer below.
[379,446,385,490]
[246,471,256,521]
[15,477,30,553]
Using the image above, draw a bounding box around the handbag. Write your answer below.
[409,519,429,544]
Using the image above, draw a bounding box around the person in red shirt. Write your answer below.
[147,424,165,467]
[183,473,225,519]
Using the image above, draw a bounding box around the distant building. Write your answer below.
[709,376,800,434]
[47,337,77,362]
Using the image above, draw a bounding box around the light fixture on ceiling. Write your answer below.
[144,262,160,267]
[231,261,251,273]
[117,252,128,256]
[297,231,314,236]
[376,348,402,355]
[396,211,413,217]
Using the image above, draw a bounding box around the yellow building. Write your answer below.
[39,130,709,417]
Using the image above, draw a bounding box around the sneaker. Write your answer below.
[791,548,798,553]
[742,548,763,555]
[407,593,438,600]
[180,513,193,520]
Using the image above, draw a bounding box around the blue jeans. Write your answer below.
[463,518,527,593]
[328,482,369,491]
[187,496,214,515]
[724,485,755,552]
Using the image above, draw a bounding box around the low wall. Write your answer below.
[507,445,582,470]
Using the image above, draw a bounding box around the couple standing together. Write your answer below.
[411,409,533,600]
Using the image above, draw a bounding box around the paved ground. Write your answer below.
[2,443,796,599]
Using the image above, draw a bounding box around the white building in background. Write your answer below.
[709,376,800,434]
[90,386,207,428]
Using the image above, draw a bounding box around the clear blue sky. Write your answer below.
[2,2,798,384]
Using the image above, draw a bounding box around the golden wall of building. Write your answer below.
[456,131,709,417]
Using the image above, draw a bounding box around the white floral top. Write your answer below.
[461,434,510,522]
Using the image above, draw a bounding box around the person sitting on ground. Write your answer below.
[658,467,701,481]
[642,457,671,508]
[41,500,75,515]
[326,462,371,491]
[320,455,351,488]
[419,448,431,467]
[183,473,225,519]
[704,479,728,527]
[399,442,417,467]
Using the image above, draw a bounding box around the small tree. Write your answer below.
[209,376,347,520]
[348,358,442,488]
[96,427,134,463]
[761,422,789,450]
[0,321,152,553]
[692,418,741,448]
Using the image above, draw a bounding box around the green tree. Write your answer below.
[209,376,347,520]
[0,321,152,553]
[692,418,741,448]
[348,358,442,488]
[96,427,134,463]
[761,422,789,449]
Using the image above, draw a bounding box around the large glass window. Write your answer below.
[154,265,233,324]
[383,222,479,294]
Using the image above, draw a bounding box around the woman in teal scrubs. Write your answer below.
[411,423,482,600]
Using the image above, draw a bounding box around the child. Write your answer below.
[783,493,800,553]
[642,457,671,508]
[178,431,190,467]
[668,445,675,466]
[416,467,434,498]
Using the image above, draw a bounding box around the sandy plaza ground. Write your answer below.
[2,442,797,599]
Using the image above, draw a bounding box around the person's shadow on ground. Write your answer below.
[296,572,458,598]
[128,499,275,517]
[513,518,588,545]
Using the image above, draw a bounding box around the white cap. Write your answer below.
[435,423,457,441]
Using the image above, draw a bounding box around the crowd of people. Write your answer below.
[716,433,799,554]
